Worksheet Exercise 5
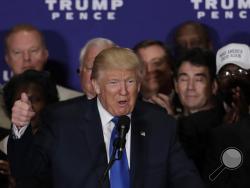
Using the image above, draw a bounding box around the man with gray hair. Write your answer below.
[8,38,116,141]
[9,47,204,188]
[78,37,116,99]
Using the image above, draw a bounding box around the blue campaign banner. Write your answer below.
[1,0,250,91]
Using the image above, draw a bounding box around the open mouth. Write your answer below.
[118,100,128,107]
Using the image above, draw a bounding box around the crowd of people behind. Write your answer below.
[0,20,250,188]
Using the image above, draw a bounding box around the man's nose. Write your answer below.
[23,51,31,62]
[145,64,156,73]
[186,42,193,50]
[120,81,128,95]
[187,79,195,90]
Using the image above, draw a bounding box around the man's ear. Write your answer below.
[4,54,9,65]
[174,79,179,94]
[212,80,218,95]
[45,49,49,60]
[137,82,141,93]
[208,41,213,51]
[43,49,49,66]
[91,79,101,94]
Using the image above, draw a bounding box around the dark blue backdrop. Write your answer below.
[1,0,250,91]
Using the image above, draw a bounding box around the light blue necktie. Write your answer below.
[109,116,130,188]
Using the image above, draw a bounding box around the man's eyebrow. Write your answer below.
[194,73,207,78]
[150,56,166,62]
[177,72,188,77]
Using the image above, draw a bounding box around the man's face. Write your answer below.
[217,64,250,105]
[175,61,216,113]
[80,45,111,98]
[218,64,250,90]
[176,25,209,50]
[136,45,172,98]
[5,30,48,75]
[92,69,140,116]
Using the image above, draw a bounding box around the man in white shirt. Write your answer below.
[4,24,82,102]
[9,47,204,188]
[78,37,116,99]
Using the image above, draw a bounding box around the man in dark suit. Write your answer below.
[203,43,250,187]
[10,47,204,188]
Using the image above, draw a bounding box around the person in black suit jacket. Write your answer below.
[9,47,204,188]
[203,43,250,187]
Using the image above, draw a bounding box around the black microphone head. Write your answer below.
[118,115,130,134]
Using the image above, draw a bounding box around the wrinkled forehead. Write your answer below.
[96,67,139,79]
[6,30,45,48]
[178,25,204,38]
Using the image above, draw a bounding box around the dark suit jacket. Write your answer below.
[9,96,204,188]
[177,105,224,174]
[203,115,250,188]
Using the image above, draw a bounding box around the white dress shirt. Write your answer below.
[12,98,132,168]
[97,98,131,167]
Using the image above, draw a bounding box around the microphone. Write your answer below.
[115,115,130,160]
[98,115,130,187]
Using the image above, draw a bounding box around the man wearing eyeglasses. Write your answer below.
[216,43,250,124]
[203,43,250,188]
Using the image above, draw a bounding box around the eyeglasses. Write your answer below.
[76,65,93,75]
[218,68,249,80]
[76,68,80,74]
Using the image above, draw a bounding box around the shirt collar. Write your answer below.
[97,98,131,127]
[97,98,113,127]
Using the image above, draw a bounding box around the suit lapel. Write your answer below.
[78,98,110,187]
[130,102,147,187]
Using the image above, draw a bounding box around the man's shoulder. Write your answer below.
[133,100,176,130]
[0,87,11,129]
[44,95,91,116]
[56,85,83,101]
[212,114,250,135]
[135,99,174,119]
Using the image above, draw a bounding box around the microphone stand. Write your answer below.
[98,140,119,188]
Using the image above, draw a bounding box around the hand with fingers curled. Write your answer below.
[0,160,10,176]
[146,93,176,116]
[11,92,35,129]
[0,159,16,188]
[223,86,249,124]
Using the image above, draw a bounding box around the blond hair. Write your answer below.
[4,24,47,52]
[91,47,144,80]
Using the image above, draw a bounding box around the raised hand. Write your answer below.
[223,87,248,124]
[147,93,175,116]
[11,92,35,129]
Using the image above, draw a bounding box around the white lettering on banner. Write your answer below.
[52,12,60,20]
[240,10,247,18]
[206,0,217,9]
[50,11,116,20]
[44,0,123,21]
[79,12,88,19]
[111,0,123,10]
[239,0,250,9]
[45,0,57,10]
[93,0,108,10]
[190,0,250,19]
[66,12,74,20]
[76,0,88,11]
[2,70,12,82]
